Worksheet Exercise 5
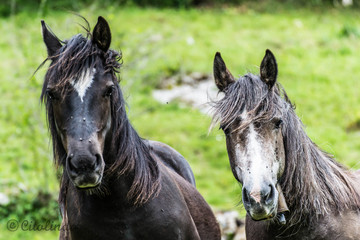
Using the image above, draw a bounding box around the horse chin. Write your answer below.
[248,205,278,221]
[75,182,101,190]
[70,173,103,190]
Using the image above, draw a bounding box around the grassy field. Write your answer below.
[0,4,360,239]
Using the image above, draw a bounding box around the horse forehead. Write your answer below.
[71,68,97,102]
[246,124,263,157]
[236,123,272,160]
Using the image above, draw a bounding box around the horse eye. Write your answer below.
[46,89,58,100]
[104,86,114,97]
[274,119,283,129]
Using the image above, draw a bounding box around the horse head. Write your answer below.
[41,17,120,189]
[213,50,287,220]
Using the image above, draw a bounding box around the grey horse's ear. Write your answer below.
[41,20,62,57]
[260,49,278,89]
[213,52,235,92]
[92,16,111,52]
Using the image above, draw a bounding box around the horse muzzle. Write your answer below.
[242,183,279,221]
[66,152,104,189]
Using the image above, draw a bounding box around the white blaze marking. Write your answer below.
[71,68,96,102]
[234,110,274,190]
[246,123,264,192]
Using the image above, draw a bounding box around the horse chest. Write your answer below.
[65,195,194,240]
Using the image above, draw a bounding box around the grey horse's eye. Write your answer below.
[274,119,283,129]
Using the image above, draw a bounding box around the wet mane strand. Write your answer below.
[39,24,160,206]
[211,73,360,226]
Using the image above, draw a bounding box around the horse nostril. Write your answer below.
[95,154,101,165]
[67,154,78,174]
[265,184,275,205]
[242,187,250,204]
[94,154,103,171]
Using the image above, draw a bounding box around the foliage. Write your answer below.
[0,189,59,223]
[2,0,360,17]
[0,186,60,239]
[1,5,360,240]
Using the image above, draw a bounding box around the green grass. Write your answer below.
[1,5,360,239]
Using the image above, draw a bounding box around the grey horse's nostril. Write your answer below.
[242,187,250,204]
[265,184,275,205]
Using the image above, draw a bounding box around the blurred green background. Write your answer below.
[0,0,360,239]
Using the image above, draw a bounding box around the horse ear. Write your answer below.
[92,16,111,52]
[260,49,278,89]
[213,52,235,92]
[41,20,62,57]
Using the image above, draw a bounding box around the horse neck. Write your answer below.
[103,110,161,206]
[104,117,143,166]
[280,108,360,225]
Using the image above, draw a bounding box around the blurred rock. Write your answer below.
[181,75,194,86]
[189,72,208,81]
[342,0,353,6]
[153,72,223,114]
[216,210,246,240]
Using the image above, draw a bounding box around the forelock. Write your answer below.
[211,73,285,131]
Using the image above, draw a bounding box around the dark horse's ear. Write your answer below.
[213,52,235,92]
[92,16,111,52]
[260,49,278,89]
[41,20,62,57]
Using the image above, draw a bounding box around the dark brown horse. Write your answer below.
[39,16,220,239]
[211,49,360,239]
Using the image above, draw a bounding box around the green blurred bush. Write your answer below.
[1,0,360,16]
[0,188,59,223]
